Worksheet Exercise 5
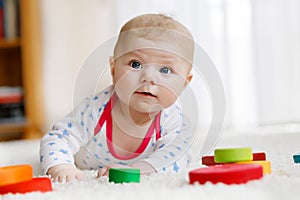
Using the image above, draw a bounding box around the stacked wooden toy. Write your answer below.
[189,147,271,185]
[293,153,300,163]
[0,164,52,195]
[109,168,140,183]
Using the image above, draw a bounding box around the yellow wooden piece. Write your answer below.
[236,160,271,174]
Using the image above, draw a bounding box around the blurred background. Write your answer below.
[0,0,299,140]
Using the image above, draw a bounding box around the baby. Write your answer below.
[40,13,195,182]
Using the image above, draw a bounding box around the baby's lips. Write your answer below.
[135,91,157,97]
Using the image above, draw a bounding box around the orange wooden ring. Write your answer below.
[0,165,33,186]
[0,177,52,194]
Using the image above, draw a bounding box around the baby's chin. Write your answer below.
[129,102,164,115]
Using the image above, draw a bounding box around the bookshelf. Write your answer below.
[0,0,43,140]
[0,38,20,47]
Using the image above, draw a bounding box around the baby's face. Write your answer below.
[111,48,192,114]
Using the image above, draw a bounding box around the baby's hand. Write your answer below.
[47,164,85,182]
[97,164,131,178]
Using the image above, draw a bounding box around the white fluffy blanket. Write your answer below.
[1,132,300,200]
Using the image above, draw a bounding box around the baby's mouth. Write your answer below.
[135,91,157,98]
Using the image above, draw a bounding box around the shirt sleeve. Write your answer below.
[141,102,194,173]
[39,88,112,174]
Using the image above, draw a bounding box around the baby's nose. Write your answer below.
[139,65,158,84]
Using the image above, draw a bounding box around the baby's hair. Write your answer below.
[119,14,193,40]
[113,13,194,64]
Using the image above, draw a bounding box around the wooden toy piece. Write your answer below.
[0,165,33,186]
[0,177,52,195]
[253,152,266,161]
[109,168,140,183]
[214,147,253,163]
[201,155,218,166]
[202,152,266,166]
[189,164,263,185]
[236,160,271,174]
[293,154,300,163]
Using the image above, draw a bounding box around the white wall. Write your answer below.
[252,0,300,125]
[41,0,116,131]
[40,0,300,136]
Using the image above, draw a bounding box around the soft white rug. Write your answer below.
[1,132,300,200]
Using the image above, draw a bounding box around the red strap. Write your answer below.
[93,96,161,160]
[155,112,161,140]
[94,99,112,136]
[106,113,160,160]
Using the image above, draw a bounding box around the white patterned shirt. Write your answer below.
[40,86,193,174]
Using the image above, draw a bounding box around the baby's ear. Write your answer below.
[185,73,193,86]
[109,56,115,76]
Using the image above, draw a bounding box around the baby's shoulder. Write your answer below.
[161,101,183,122]
[93,86,114,99]
[87,86,114,105]
[162,100,182,115]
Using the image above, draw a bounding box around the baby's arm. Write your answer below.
[40,96,100,182]
[131,161,155,174]
[138,106,193,173]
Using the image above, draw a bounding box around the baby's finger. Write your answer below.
[66,174,76,182]
[97,168,105,177]
[57,174,67,183]
[103,168,109,176]
[97,167,108,178]
[75,171,86,181]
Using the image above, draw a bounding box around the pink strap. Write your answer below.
[94,99,112,135]
[155,112,161,140]
[106,114,159,160]
[93,96,161,160]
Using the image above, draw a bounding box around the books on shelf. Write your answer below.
[0,86,25,123]
[0,0,20,40]
[0,0,3,39]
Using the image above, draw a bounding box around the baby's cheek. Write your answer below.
[114,72,140,103]
[159,89,178,108]
[158,77,186,97]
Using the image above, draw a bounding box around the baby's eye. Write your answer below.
[159,67,172,74]
[130,61,142,69]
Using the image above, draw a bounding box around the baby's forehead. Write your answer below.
[114,35,194,65]
[126,48,181,58]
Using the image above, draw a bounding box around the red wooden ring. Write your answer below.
[0,177,52,195]
[189,164,263,185]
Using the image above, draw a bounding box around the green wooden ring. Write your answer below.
[214,147,253,163]
[109,168,140,183]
